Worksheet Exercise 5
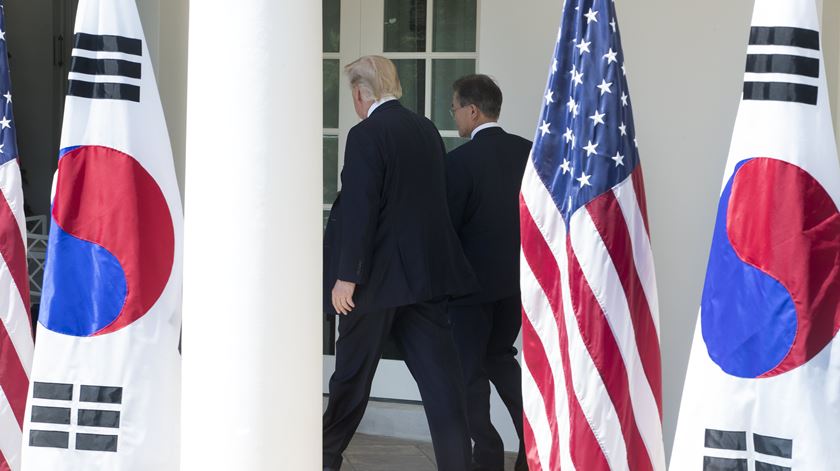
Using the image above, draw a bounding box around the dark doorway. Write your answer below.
[5,0,77,218]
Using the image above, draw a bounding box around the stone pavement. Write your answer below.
[340,433,518,471]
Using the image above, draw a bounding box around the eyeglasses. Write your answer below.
[449,104,466,118]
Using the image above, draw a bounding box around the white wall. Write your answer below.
[156,0,188,203]
[135,0,159,70]
[481,0,840,463]
[618,0,754,461]
[136,0,188,202]
[825,0,840,152]
[479,1,562,140]
[478,0,563,453]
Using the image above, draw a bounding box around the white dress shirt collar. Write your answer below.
[367,96,398,117]
[470,122,501,140]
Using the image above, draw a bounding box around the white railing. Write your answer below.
[26,215,48,304]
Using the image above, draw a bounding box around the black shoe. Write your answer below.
[324,468,339,471]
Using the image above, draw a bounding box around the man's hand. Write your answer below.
[332,280,357,315]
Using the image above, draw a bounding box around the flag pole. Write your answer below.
[181,1,323,468]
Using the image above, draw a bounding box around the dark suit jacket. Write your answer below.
[323,100,478,315]
[446,126,532,306]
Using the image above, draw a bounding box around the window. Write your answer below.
[323,0,341,355]
[323,0,341,222]
[382,0,477,151]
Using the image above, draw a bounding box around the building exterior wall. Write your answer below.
[825,0,840,151]
[137,0,188,203]
[476,0,563,452]
[156,0,188,204]
[480,0,840,459]
[141,0,840,462]
[619,0,753,460]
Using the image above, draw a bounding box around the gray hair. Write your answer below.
[344,55,403,101]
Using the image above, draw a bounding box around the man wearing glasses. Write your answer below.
[446,74,531,471]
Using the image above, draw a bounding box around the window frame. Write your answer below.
[376,0,481,142]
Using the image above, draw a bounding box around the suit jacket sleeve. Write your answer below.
[445,152,471,234]
[337,126,384,285]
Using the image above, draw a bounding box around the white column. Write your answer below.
[182,1,323,469]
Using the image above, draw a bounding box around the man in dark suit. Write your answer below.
[322,56,478,471]
[446,74,532,471]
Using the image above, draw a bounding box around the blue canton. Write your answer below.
[0,2,18,167]
[532,0,639,222]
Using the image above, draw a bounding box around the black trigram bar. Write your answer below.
[31,405,71,425]
[749,26,820,50]
[705,429,747,451]
[754,433,793,459]
[29,430,69,449]
[68,80,140,103]
[76,433,118,452]
[755,461,791,471]
[743,81,818,105]
[80,385,123,404]
[746,54,820,78]
[74,33,142,56]
[703,456,747,471]
[78,409,121,428]
[70,56,141,79]
[32,382,73,401]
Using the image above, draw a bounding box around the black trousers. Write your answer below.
[449,295,526,471]
[322,299,471,470]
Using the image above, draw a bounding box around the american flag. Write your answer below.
[519,0,665,469]
[0,3,33,471]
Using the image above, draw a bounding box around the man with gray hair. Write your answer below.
[322,55,478,471]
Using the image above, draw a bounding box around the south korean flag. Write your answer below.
[671,0,840,469]
[21,0,183,469]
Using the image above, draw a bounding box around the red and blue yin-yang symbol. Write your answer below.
[702,157,840,378]
[39,145,175,337]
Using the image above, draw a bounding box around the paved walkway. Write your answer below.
[341,433,518,471]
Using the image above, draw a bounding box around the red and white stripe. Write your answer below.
[0,159,33,471]
[520,156,665,470]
